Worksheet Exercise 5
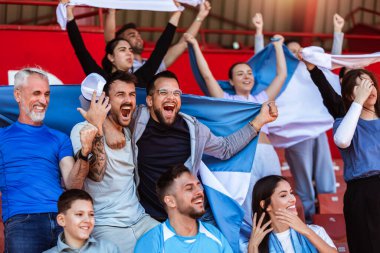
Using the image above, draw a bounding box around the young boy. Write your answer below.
[43,189,120,253]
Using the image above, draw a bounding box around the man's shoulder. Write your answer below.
[135,223,162,251]
[42,247,58,253]
[70,121,88,136]
[199,221,224,239]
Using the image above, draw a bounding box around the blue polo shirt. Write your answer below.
[0,121,73,221]
[134,219,233,253]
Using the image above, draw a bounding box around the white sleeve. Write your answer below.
[331,32,344,55]
[334,102,362,148]
[255,34,264,54]
[308,225,336,249]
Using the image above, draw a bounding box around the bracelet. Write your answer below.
[78,149,89,162]
[249,121,260,133]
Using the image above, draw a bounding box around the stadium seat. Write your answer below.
[335,241,350,253]
[313,214,346,242]
[333,159,344,176]
[335,175,346,194]
[318,192,344,214]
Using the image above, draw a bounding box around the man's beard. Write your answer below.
[153,107,178,127]
[178,204,206,219]
[131,45,143,55]
[21,102,46,123]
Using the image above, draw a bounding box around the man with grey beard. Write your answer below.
[0,67,97,253]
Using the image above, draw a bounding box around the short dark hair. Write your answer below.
[156,164,190,209]
[228,62,251,80]
[146,70,179,95]
[103,70,138,96]
[284,39,301,47]
[58,189,93,214]
[115,23,138,38]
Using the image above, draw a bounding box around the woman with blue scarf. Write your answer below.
[248,175,337,253]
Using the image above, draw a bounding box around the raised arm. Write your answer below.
[334,79,373,148]
[264,35,287,100]
[331,13,345,55]
[252,13,264,54]
[76,92,111,181]
[203,101,278,160]
[184,33,224,98]
[66,5,106,77]
[163,1,211,68]
[133,8,181,87]
[104,9,116,43]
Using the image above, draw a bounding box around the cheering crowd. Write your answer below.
[1,1,380,253]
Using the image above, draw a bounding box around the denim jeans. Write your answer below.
[4,213,62,253]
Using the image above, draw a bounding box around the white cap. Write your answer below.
[81,73,107,100]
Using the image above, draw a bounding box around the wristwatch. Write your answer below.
[78,149,89,162]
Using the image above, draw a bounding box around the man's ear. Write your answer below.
[164,195,176,209]
[14,88,21,103]
[146,95,153,107]
[57,213,65,227]
[228,80,235,87]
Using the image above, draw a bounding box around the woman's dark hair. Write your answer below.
[101,38,129,74]
[341,69,380,116]
[251,175,287,253]
[228,62,252,80]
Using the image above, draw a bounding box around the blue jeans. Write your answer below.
[4,213,62,253]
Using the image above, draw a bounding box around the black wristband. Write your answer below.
[78,149,89,162]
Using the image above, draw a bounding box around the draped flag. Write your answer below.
[57,0,203,29]
[302,46,380,70]
[189,42,341,148]
[188,43,299,97]
[0,85,260,253]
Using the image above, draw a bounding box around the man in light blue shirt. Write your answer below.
[134,164,233,253]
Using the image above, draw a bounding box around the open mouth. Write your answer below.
[163,104,175,115]
[121,105,131,118]
[192,196,204,205]
[33,104,46,112]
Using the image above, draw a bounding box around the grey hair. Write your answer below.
[14,67,49,89]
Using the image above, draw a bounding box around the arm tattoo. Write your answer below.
[88,135,107,182]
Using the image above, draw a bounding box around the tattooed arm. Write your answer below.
[87,135,107,182]
[75,91,111,182]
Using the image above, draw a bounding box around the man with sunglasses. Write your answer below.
[103,70,279,222]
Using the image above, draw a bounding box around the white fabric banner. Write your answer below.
[57,0,203,29]
[267,62,341,148]
[302,46,380,70]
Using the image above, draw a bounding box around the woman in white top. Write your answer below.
[248,175,337,253]
[185,33,287,226]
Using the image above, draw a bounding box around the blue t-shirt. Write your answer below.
[0,121,73,221]
[333,118,380,182]
[134,219,233,253]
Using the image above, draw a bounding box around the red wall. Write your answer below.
[0,30,252,96]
